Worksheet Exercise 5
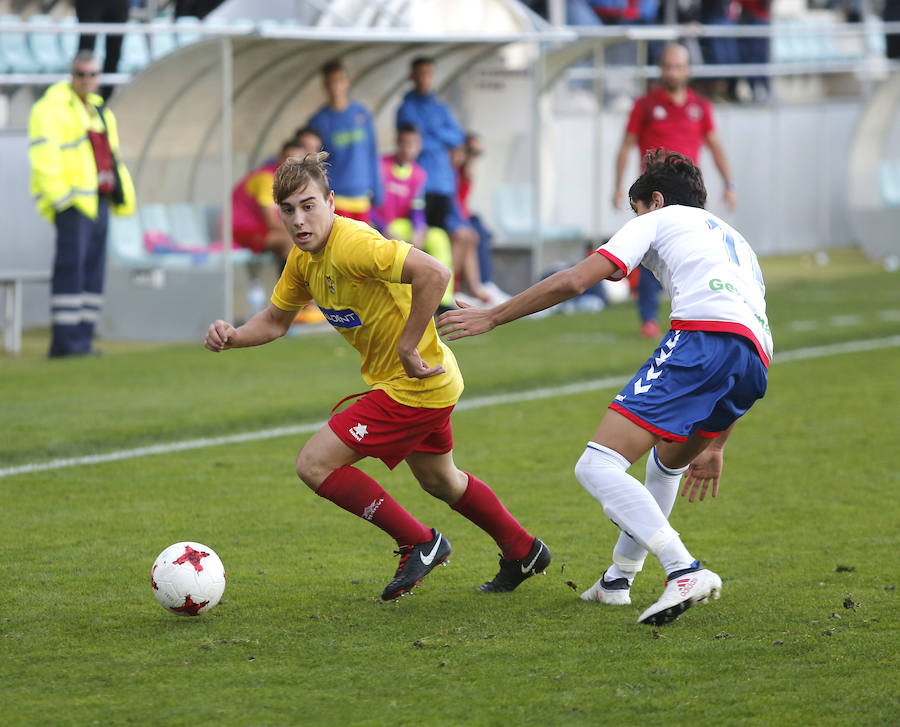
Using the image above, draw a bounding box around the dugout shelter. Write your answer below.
[101,13,594,339]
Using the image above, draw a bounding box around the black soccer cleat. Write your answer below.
[478,537,551,593]
[380,528,451,601]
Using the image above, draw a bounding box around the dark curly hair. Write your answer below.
[628,148,707,209]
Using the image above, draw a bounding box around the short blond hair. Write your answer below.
[272,152,330,204]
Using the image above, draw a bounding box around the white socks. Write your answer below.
[574,443,694,579]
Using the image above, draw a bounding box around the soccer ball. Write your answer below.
[151,541,226,616]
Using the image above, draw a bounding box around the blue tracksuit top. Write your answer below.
[396,90,464,197]
[307,101,382,205]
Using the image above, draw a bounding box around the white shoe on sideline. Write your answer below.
[453,291,485,309]
[580,571,631,605]
[480,281,511,305]
[637,565,722,626]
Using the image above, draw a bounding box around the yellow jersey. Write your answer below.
[271,216,463,408]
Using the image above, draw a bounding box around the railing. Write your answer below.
[1,16,898,90]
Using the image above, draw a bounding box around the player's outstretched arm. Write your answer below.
[204,303,296,352]
[437,252,617,341]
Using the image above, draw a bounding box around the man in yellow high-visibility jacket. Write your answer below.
[29,50,135,357]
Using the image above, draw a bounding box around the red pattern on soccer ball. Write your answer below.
[169,594,209,616]
[173,545,210,572]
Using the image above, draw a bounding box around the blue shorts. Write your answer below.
[444,198,471,234]
[609,330,767,442]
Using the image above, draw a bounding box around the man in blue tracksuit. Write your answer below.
[306,59,382,224]
[396,56,465,234]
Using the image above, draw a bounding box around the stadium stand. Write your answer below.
[148,16,178,60]
[0,14,41,72]
[26,14,67,72]
[174,14,202,46]
[0,1,897,345]
[118,20,150,73]
[58,14,79,64]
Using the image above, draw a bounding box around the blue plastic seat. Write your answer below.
[140,203,171,237]
[174,15,203,46]
[149,18,177,60]
[58,15,79,66]
[878,161,900,206]
[107,208,147,263]
[118,21,150,73]
[168,203,210,247]
[27,14,67,72]
[0,14,41,73]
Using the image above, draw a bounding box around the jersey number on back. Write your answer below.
[706,218,764,286]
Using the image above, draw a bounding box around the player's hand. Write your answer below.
[399,347,445,379]
[681,448,724,502]
[612,188,625,210]
[205,320,236,352]
[436,300,495,340]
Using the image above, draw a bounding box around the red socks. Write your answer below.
[316,466,432,547]
[451,473,533,560]
[316,468,533,560]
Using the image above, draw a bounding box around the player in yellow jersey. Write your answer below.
[205,152,550,601]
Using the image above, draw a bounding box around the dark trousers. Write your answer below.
[469,214,493,284]
[75,0,130,99]
[50,199,109,357]
[637,264,662,324]
[424,193,453,231]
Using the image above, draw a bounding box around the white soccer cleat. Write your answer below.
[637,565,722,626]
[580,572,632,605]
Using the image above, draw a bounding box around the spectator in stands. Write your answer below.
[306,60,382,224]
[451,133,509,305]
[698,0,741,100]
[734,0,771,102]
[887,0,900,59]
[371,123,455,310]
[396,57,466,243]
[231,140,300,263]
[444,143,488,306]
[612,42,737,338]
[294,126,323,156]
[586,0,641,24]
[28,51,136,358]
[75,0,130,100]
[174,0,224,18]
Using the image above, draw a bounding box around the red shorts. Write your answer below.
[328,389,454,469]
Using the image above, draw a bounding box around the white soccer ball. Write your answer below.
[151,541,226,616]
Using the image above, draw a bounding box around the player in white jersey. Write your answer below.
[438,150,771,625]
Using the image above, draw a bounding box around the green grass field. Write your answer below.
[2,249,898,726]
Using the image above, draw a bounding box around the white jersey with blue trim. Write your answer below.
[598,205,773,365]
